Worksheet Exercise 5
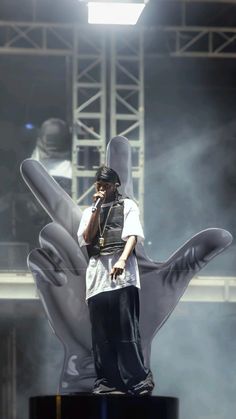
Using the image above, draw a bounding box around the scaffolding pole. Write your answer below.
[110,30,145,221]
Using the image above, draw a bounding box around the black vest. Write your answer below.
[87,200,125,258]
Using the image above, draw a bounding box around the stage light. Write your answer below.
[25,123,35,130]
[87,0,147,25]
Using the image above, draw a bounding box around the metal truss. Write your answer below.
[1,21,236,59]
[1,273,236,302]
[0,21,74,56]
[0,21,145,211]
[71,28,106,206]
[1,20,236,58]
[110,30,145,220]
[149,26,236,58]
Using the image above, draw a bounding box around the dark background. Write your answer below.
[0,1,236,419]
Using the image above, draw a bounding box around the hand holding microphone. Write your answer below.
[92,190,106,213]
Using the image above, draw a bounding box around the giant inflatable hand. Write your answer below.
[21,136,233,393]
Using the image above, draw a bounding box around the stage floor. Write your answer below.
[30,393,179,419]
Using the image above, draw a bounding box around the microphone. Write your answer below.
[92,197,102,213]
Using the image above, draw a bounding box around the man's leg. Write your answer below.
[88,292,125,392]
[110,286,155,394]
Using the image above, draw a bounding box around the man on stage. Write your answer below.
[77,165,154,395]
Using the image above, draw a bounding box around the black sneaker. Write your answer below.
[128,371,155,396]
[93,384,124,395]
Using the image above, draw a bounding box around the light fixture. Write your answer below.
[87,0,148,25]
[25,123,35,130]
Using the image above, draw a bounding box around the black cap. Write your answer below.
[95,166,121,186]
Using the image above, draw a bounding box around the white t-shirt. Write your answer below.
[77,199,144,300]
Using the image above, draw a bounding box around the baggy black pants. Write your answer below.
[88,286,151,392]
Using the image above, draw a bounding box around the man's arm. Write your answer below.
[110,235,137,280]
[83,190,105,243]
[83,210,100,244]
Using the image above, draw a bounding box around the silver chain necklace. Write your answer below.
[98,204,114,247]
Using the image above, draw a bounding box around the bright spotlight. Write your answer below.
[87,1,147,25]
